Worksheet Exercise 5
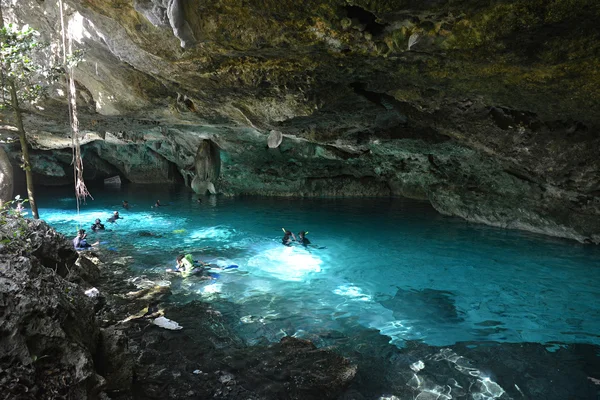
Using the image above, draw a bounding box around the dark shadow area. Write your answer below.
[344,6,388,36]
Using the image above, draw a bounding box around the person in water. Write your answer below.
[297,231,311,247]
[282,229,296,246]
[154,200,161,207]
[171,254,220,278]
[91,218,105,232]
[107,211,122,223]
[73,229,98,250]
[173,254,211,277]
[174,254,194,277]
[122,200,130,210]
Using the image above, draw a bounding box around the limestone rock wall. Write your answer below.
[0,0,598,242]
[0,218,102,399]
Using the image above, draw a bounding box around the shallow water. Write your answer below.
[36,184,600,395]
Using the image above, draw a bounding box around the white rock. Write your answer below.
[153,316,183,330]
[410,360,425,372]
[84,288,100,297]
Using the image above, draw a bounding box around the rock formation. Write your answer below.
[0,217,103,399]
[0,215,358,399]
[0,0,598,242]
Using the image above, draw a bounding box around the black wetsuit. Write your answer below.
[282,234,293,245]
[107,215,121,223]
[298,236,311,247]
[91,222,105,232]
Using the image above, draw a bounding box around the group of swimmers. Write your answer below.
[72,199,138,250]
[282,229,311,247]
[72,210,123,250]
[72,199,317,280]
[77,197,164,246]
[169,229,315,280]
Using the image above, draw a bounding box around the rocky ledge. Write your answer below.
[0,215,356,399]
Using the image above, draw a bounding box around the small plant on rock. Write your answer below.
[0,195,32,254]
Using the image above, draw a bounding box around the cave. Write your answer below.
[0,1,599,399]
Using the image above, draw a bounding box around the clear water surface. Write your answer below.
[36,184,600,351]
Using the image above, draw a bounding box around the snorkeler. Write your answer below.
[122,200,130,210]
[169,254,215,278]
[297,231,311,247]
[73,229,99,251]
[91,219,105,232]
[107,211,122,223]
[174,254,194,277]
[282,228,296,246]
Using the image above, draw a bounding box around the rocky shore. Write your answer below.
[2,215,599,399]
[0,215,356,399]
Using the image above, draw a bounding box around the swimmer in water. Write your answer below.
[107,211,122,223]
[282,229,296,246]
[91,218,105,232]
[122,200,130,210]
[170,254,215,279]
[297,231,311,247]
[73,229,99,250]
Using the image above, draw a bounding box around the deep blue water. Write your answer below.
[35,183,600,352]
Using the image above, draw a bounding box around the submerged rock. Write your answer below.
[129,302,356,400]
[0,216,359,399]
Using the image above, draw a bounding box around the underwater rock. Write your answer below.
[231,336,357,399]
[379,288,464,324]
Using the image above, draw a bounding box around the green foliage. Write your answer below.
[0,195,31,253]
[0,23,60,108]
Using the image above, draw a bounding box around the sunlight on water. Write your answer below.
[36,185,600,351]
[247,246,323,281]
[187,226,238,241]
[333,284,372,302]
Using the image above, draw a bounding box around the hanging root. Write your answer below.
[60,0,92,206]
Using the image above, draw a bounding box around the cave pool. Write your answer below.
[38,183,600,399]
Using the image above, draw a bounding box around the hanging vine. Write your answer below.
[58,0,92,213]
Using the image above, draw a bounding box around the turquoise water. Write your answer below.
[38,184,600,351]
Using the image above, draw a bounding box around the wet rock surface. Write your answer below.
[318,322,600,400]
[0,216,358,399]
[1,0,598,242]
[0,218,102,399]
[1,212,600,399]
